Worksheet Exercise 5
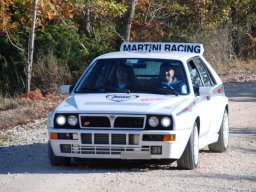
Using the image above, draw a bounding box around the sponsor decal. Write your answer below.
[106,95,139,102]
[177,85,225,116]
[212,84,225,96]
[141,98,165,102]
[84,122,90,126]
[120,42,204,54]
[177,101,196,116]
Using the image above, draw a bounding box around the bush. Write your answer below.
[32,50,73,93]
[32,23,117,92]
[0,33,27,95]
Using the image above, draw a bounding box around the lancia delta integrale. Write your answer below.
[48,42,229,170]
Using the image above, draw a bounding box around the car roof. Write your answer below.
[96,51,201,62]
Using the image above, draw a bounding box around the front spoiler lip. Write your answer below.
[48,127,193,160]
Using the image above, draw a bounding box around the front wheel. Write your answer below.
[209,109,229,152]
[177,123,199,170]
[48,142,71,166]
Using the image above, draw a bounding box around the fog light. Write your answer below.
[151,146,162,154]
[133,134,140,145]
[58,133,72,139]
[128,134,140,145]
[60,144,71,153]
[72,133,79,140]
[143,135,163,141]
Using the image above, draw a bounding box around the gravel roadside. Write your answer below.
[0,82,255,192]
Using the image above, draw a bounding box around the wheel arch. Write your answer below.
[195,116,200,135]
[225,104,229,114]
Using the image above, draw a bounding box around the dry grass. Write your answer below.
[0,89,65,131]
[0,102,48,130]
[217,59,256,80]
[0,134,10,146]
[189,28,256,80]
[0,97,33,111]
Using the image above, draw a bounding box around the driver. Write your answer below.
[155,63,188,94]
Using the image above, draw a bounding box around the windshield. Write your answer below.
[75,58,189,95]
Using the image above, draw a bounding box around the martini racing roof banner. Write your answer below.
[120,42,204,54]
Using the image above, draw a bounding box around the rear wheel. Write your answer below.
[209,109,229,152]
[177,123,199,170]
[48,142,71,166]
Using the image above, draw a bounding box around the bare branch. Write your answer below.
[103,17,125,42]
[4,26,25,52]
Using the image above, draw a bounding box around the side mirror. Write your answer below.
[199,86,212,97]
[60,85,74,95]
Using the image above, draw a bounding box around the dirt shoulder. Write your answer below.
[225,82,256,128]
[0,82,255,192]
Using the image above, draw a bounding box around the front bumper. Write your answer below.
[48,128,192,160]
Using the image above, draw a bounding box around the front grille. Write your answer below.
[80,115,145,129]
[81,134,92,144]
[129,134,136,145]
[114,117,144,128]
[80,116,110,128]
[95,134,109,144]
[112,134,126,145]
[81,133,139,145]
[96,147,110,154]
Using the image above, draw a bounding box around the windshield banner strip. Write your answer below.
[120,42,204,54]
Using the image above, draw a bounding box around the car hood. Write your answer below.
[55,93,189,114]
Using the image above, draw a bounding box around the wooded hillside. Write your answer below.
[0,0,255,96]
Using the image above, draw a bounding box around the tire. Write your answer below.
[209,109,229,152]
[177,123,199,170]
[48,142,71,166]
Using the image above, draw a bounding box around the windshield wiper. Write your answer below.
[78,86,131,93]
[77,86,109,93]
[133,87,179,96]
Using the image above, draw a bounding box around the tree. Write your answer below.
[230,0,256,58]
[26,0,38,93]
[115,0,137,46]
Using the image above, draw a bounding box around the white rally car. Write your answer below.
[48,42,229,170]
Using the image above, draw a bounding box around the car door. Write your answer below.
[187,59,212,145]
[191,57,223,139]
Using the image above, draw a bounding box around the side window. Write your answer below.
[188,60,203,88]
[193,57,215,87]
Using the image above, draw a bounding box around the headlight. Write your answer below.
[68,115,78,126]
[148,116,159,127]
[161,117,171,127]
[56,115,66,126]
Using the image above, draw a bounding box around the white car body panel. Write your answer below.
[56,94,188,114]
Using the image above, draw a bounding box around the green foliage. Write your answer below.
[36,23,85,70]
[32,21,117,92]
[0,33,26,95]
[0,0,255,96]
